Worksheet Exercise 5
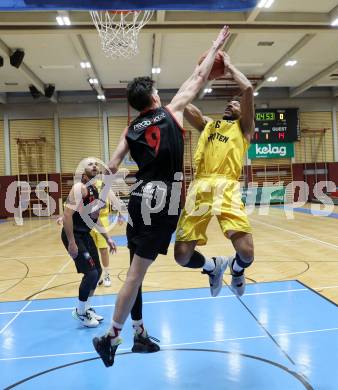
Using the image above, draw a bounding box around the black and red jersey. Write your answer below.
[72,184,99,233]
[126,106,184,184]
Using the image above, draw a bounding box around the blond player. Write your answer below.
[90,179,112,287]
[174,52,255,297]
[61,158,116,328]
[57,179,112,287]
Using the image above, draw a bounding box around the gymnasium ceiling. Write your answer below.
[0,0,337,103]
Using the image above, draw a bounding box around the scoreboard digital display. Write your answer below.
[253,108,299,144]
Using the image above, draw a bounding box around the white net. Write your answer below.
[90,10,154,59]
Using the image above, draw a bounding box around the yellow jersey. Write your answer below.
[194,119,249,181]
[95,179,110,219]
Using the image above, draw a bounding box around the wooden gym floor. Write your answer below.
[0,204,337,304]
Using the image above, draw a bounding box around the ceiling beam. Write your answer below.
[69,34,105,98]
[198,80,213,100]
[329,5,338,22]
[223,33,238,53]
[255,33,315,91]
[0,38,57,103]
[152,33,163,65]
[156,11,166,23]
[152,10,166,83]
[0,24,337,34]
[255,12,329,24]
[151,33,163,85]
[290,61,338,97]
[152,12,166,82]
[246,7,261,23]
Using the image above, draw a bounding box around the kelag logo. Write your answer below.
[248,142,294,159]
[255,144,286,157]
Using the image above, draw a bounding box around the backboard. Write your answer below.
[0,1,257,11]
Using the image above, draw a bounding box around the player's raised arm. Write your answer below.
[108,126,130,173]
[184,103,213,133]
[223,53,255,140]
[167,25,230,125]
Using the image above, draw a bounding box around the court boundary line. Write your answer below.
[0,237,308,261]
[3,349,315,390]
[0,279,297,304]
[296,280,337,308]
[229,283,296,365]
[0,259,72,334]
[251,217,338,251]
[0,283,337,316]
[0,236,303,253]
[1,326,337,362]
[272,205,338,219]
[0,223,51,247]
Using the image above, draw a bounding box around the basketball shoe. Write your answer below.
[72,309,99,328]
[132,331,160,353]
[202,256,228,297]
[93,335,122,367]
[228,257,246,296]
[86,308,104,322]
[103,273,111,287]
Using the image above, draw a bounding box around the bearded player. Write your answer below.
[61,158,116,327]
[175,51,255,297]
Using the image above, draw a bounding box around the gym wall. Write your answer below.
[9,119,56,175]
[0,99,337,217]
[60,117,103,173]
[1,106,337,170]
[0,121,4,176]
[295,112,334,163]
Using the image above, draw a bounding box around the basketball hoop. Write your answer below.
[90,10,154,59]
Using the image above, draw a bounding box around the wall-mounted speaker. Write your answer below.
[29,85,41,99]
[10,49,25,68]
[44,84,55,98]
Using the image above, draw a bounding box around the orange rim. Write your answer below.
[107,10,134,14]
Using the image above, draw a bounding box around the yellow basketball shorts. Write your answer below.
[90,216,110,249]
[176,177,252,245]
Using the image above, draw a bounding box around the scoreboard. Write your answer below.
[253,108,299,144]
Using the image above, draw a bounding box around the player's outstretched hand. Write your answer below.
[213,25,230,50]
[107,238,117,254]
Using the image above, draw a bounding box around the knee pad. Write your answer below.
[181,251,205,268]
[79,269,98,301]
[235,252,254,269]
[85,269,99,287]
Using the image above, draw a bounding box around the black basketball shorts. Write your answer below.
[61,229,101,274]
[126,194,180,261]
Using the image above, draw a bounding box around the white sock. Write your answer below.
[108,320,123,345]
[202,257,216,272]
[77,300,86,315]
[132,319,146,336]
[85,297,91,312]
[233,259,244,273]
[103,267,109,275]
